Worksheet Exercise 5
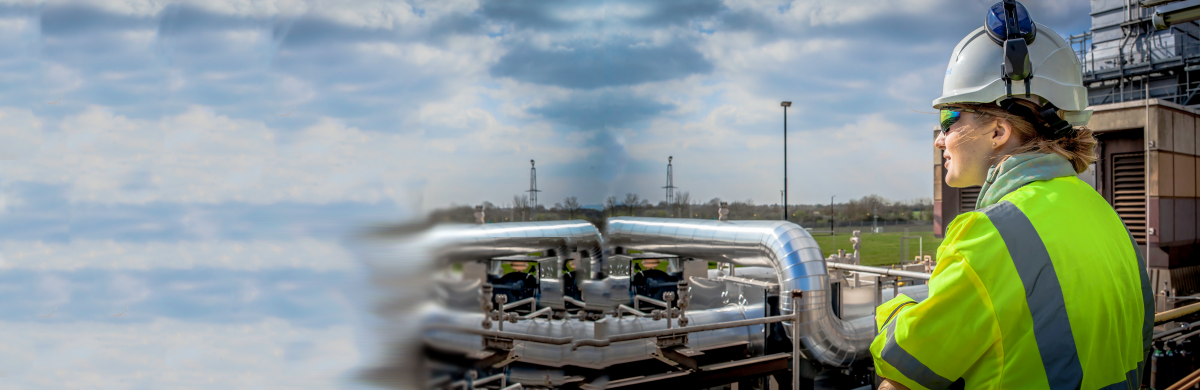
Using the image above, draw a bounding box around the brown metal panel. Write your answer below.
[1152,151,1173,197]
[933,200,944,238]
[1176,198,1196,245]
[940,168,960,238]
[1161,198,1176,244]
[1112,152,1147,244]
[933,128,942,174]
[934,128,946,238]
[1176,111,1196,155]
[934,165,943,202]
[1149,196,1161,248]
[1155,107,1174,152]
[1088,107,1148,133]
[1150,246,1171,270]
[1178,154,1197,198]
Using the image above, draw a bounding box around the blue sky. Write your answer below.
[0,0,1091,389]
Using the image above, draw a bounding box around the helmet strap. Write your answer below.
[997,98,1076,139]
[997,0,1034,98]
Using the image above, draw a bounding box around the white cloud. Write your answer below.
[720,0,952,27]
[0,107,43,160]
[0,239,357,271]
[108,273,153,304]
[0,318,363,390]
[0,106,411,205]
[0,16,31,36]
[84,0,171,17]
[35,274,73,306]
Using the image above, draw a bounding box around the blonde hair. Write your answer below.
[950,100,1097,173]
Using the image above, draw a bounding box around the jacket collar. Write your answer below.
[976,152,1077,210]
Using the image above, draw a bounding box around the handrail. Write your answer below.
[563,296,586,308]
[571,314,794,350]
[423,324,575,345]
[826,262,932,280]
[503,297,537,311]
[1156,301,1200,325]
[1143,0,1185,8]
[1166,366,1200,390]
[519,307,554,320]
[1153,319,1200,340]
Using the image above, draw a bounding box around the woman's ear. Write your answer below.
[992,119,1013,148]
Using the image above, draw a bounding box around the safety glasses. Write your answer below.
[939,108,981,136]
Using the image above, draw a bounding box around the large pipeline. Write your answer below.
[356,221,606,389]
[366,218,886,389]
[605,217,875,368]
[427,221,604,266]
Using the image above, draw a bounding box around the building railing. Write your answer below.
[1087,78,1200,106]
[1070,30,1200,106]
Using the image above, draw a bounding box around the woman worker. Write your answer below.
[872,1,1152,389]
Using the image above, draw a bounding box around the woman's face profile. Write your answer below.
[936,111,995,188]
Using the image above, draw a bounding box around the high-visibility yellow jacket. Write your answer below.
[871,175,1153,389]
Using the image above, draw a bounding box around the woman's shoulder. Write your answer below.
[944,210,991,240]
[939,210,1013,268]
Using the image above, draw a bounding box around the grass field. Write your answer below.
[813,231,944,266]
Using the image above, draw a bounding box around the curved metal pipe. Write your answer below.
[428,221,603,265]
[357,220,604,275]
[605,217,874,367]
[355,220,605,390]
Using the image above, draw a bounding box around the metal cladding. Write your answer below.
[605,217,875,368]
[418,302,763,369]
[425,220,604,265]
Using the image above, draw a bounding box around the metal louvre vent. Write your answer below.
[1111,152,1146,244]
[960,186,981,213]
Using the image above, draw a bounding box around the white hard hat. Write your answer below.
[933,0,1092,128]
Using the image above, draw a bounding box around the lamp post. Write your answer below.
[830,195,836,234]
[873,204,878,234]
[781,101,791,221]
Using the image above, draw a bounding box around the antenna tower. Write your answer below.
[527,159,541,221]
[663,156,676,216]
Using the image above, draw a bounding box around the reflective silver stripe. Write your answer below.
[983,201,1083,390]
[1126,229,1152,385]
[882,317,954,389]
[1097,367,1139,390]
[1127,230,1153,352]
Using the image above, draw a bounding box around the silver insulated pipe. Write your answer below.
[355,220,605,389]
[605,217,874,368]
[425,221,603,265]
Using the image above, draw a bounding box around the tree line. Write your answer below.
[426,192,933,230]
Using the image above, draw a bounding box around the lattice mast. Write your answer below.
[663,156,676,216]
[527,160,541,221]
